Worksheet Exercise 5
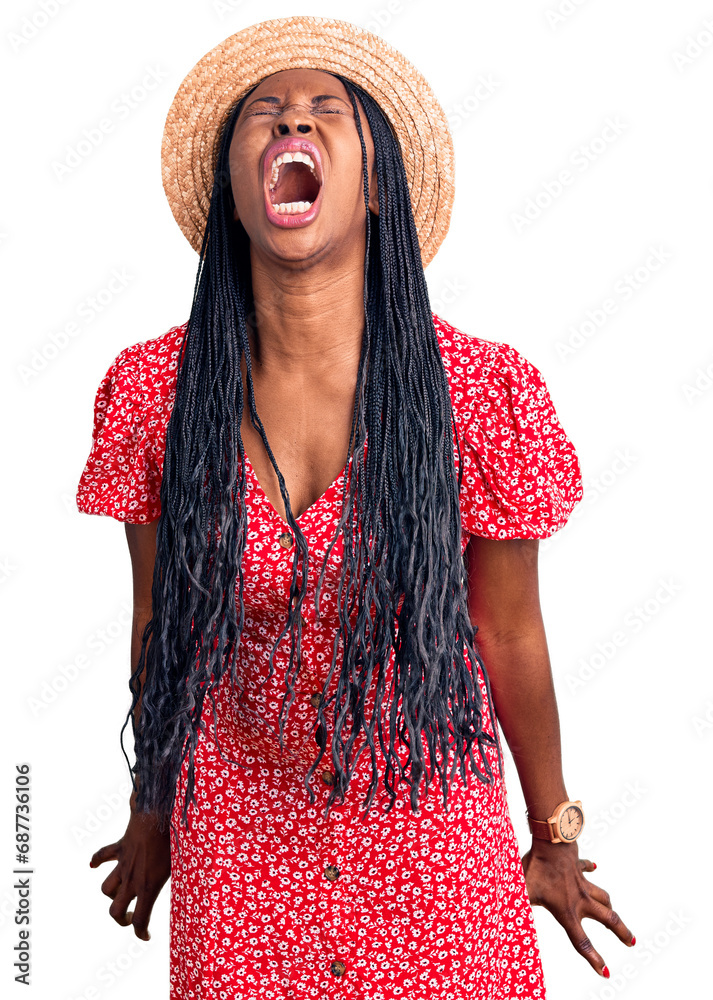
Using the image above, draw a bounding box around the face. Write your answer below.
[228,68,379,264]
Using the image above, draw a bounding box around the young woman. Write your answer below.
[77,16,634,999]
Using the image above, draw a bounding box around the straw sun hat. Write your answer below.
[161,15,455,268]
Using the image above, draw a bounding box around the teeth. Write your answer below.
[275,201,313,214]
[268,149,320,190]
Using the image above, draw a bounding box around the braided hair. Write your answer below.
[122,73,503,841]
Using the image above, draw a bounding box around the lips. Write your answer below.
[263,138,324,227]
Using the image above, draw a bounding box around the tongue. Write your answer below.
[271,161,319,204]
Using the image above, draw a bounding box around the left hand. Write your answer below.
[521,838,635,979]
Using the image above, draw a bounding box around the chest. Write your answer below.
[239,386,356,523]
[237,438,353,612]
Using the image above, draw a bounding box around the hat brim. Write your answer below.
[160,15,454,267]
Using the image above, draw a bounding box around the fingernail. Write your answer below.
[591,862,597,869]
[602,967,610,979]
[630,936,636,946]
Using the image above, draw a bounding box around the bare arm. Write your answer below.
[464,535,567,819]
[125,521,159,744]
[464,534,634,978]
[88,519,170,941]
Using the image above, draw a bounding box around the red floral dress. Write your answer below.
[77,312,583,1000]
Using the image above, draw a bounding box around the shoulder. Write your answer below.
[432,312,543,425]
[433,314,584,540]
[432,311,501,372]
[76,322,187,523]
[116,320,187,408]
[87,319,187,459]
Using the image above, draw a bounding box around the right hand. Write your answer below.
[89,799,171,941]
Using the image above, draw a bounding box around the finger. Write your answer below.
[90,843,120,868]
[584,896,635,948]
[100,866,122,900]
[578,857,597,872]
[582,878,612,910]
[108,886,137,929]
[558,910,608,977]
[131,889,159,941]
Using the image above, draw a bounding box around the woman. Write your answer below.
[77,16,634,999]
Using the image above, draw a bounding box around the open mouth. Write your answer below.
[268,151,322,214]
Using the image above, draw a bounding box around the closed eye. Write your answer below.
[248,109,345,116]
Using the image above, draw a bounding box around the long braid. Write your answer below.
[122,75,503,844]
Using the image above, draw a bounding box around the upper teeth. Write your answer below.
[269,150,320,189]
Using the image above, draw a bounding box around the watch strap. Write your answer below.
[528,816,556,841]
[527,799,584,843]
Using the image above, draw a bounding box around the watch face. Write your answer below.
[558,805,584,841]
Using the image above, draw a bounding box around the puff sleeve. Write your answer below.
[76,343,162,524]
[459,341,583,540]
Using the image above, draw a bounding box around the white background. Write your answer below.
[2,0,711,998]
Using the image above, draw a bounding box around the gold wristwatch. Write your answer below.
[527,800,584,843]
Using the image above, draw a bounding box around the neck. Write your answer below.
[245,250,366,379]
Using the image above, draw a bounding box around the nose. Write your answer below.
[274,103,315,136]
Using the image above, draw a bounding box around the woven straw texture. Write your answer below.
[161,15,454,267]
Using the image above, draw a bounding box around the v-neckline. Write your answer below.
[242,448,354,527]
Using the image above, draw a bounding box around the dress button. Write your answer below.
[324,864,340,882]
[309,691,321,709]
[330,960,346,977]
[321,770,335,786]
[279,532,292,549]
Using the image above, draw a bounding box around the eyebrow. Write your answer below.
[244,94,350,110]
